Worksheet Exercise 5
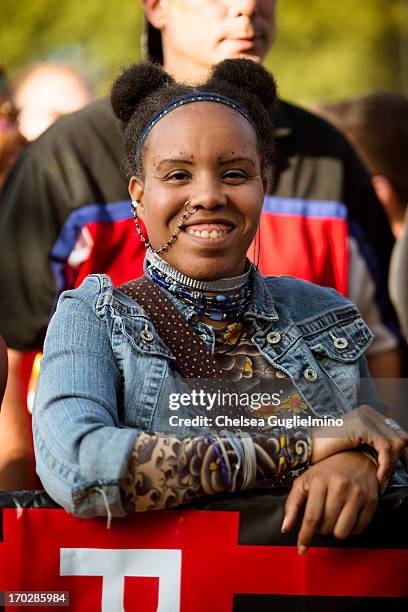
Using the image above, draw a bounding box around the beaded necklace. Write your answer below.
[145,250,251,322]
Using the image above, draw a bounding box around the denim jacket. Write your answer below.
[33,267,378,518]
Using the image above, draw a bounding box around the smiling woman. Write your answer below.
[116,61,274,282]
[130,100,265,281]
[32,59,408,551]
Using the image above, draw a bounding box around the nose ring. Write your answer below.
[184,199,197,214]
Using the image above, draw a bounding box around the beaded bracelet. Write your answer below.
[206,433,230,490]
[212,433,232,488]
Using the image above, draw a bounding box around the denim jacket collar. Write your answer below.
[244,266,279,322]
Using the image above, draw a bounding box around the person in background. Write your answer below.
[0,67,26,187]
[0,0,402,490]
[316,93,408,241]
[11,62,92,141]
[389,213,408,342]
[390,210,408,340]
[316,93,408,337]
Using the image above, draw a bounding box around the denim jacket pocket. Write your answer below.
[305,315,373,411]
[119,316,176,361]
[306,316,373,362]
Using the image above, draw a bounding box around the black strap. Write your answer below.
[119,277,224,379]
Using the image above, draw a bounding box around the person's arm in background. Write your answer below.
[0,143,69,490]
[389,207,408,341]
[366,348,402,378]
[343,146,403,377]
[347,235,402,377]
[0,349,40,489]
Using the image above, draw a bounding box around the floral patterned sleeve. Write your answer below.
[120,428,311,512]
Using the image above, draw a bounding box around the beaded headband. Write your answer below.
[135,91,257,163]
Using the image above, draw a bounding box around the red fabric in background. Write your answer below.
[68,218,145,290]
[253,212,348,295]
[0,508,406,611]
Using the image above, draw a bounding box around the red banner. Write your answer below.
[1,507,407,611]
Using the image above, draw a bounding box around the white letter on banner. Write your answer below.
[60,548,182,612]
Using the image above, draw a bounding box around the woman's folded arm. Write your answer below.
[120,429,311,512]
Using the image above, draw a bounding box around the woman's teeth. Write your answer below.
[187,229,227,238]
[185,225,231,239]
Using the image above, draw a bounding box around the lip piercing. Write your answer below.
[131,199,197,253]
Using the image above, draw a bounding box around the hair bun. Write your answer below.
[209,59,277,112]
[111,61,175,124]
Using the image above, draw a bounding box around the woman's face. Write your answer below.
[129,102,267,280]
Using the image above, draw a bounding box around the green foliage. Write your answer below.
[0,0,405,102]
[267,0,404,103]
[0,0,144,95]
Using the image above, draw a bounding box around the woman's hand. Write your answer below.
[310,404,408,490]
[282,451,379,553]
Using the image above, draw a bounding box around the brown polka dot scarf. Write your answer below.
[119,277,225,379]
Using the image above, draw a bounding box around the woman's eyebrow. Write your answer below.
[218,157,256,167]
[156,158,194,169]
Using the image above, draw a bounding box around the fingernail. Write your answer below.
[298,545,307,555]
[281,517,288,533]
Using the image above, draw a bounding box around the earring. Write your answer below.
[255,227,261,269]
[130,199,151,249]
